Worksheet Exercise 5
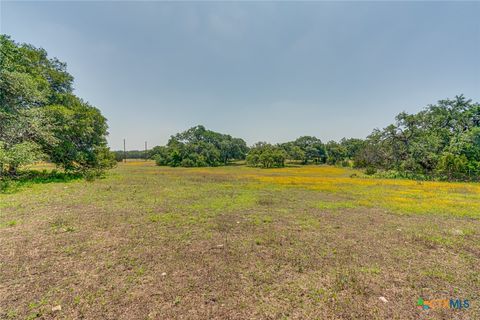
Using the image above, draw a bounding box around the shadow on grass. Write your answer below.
[0,170,82,194]
[225,162,245,167]
[284,164,303,168]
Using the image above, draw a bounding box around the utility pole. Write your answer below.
[145,141,148,161]
[123,139,126,163]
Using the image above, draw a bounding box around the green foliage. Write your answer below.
[340,138,365,160]
[294,136,326,164]
[43,101,114,171]
[113,149,148,161]
[279,136,326,164]
[152,125,248,167]
[0,35,113,178]
[289,145,306,161]
[325,141,347,165]
[2,35,478,182]
[355,96,480,181]
[0,35,73,111]
[324,138,365,166]
[246,142,287,168]
[0,70,48,109]
[436,153,470,181]
[364,166,377,176]
[0,107,54,175]
[0,141,43,175]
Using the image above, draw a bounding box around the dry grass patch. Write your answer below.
[0,162,479,319]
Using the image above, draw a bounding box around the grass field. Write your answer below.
[1,161,479,319]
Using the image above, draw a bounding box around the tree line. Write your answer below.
[148,96,479,181]
[147,128,364,169]
[0,35,115,180]
[3,36,478,183]
[356,96,480,181]
[112,150,148,162]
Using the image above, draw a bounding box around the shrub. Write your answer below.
[364,166,377,175]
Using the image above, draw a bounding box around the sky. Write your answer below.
[1,1,479,150]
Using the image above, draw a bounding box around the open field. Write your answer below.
[1,161,479,319]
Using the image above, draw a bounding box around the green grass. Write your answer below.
[0,161,479,319]
[312,200,358,210]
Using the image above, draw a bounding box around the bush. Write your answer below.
[364,166,377,175]
[0,178,11,192]
[341,160,351,167]
[82,168,106,181]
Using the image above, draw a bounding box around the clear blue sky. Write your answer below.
[1,1,479,150]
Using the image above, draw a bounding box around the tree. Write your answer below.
[0,141,43,176]
[219,137,248,164]
[354,96,480,180]
[152,146,172,166]
[0,35,114,177]
[0,107,55,175]
[292,136,326,164]
[340,138,365,159]
[325,141,348,165]
[43,99,113,171]
[436,153,468,181]
[246,142,287,168]
[152,125,248,167]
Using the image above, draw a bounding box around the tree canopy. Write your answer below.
[0,35,114,177]
[246,142,287,168]
[150,97,479,180]
[280,136,326,164]
[355,96,480,180]
[152,125,248,167]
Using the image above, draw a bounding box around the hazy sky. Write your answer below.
[1,1,479,150]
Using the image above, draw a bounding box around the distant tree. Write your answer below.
[436,152,469,181]
[246,142,287,168]
[149,146,167,165]
[113,149,150,161]
[340,138,365,159]
[148,146,164,159]
[279,142,303,162]
[152,125,248,167]
[354,96,480,181]
[291,136,326,164]
[325,141,347,165]
[289,145,306,162]
[219,137,249,164]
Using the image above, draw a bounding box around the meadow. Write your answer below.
[0,161,479,319]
